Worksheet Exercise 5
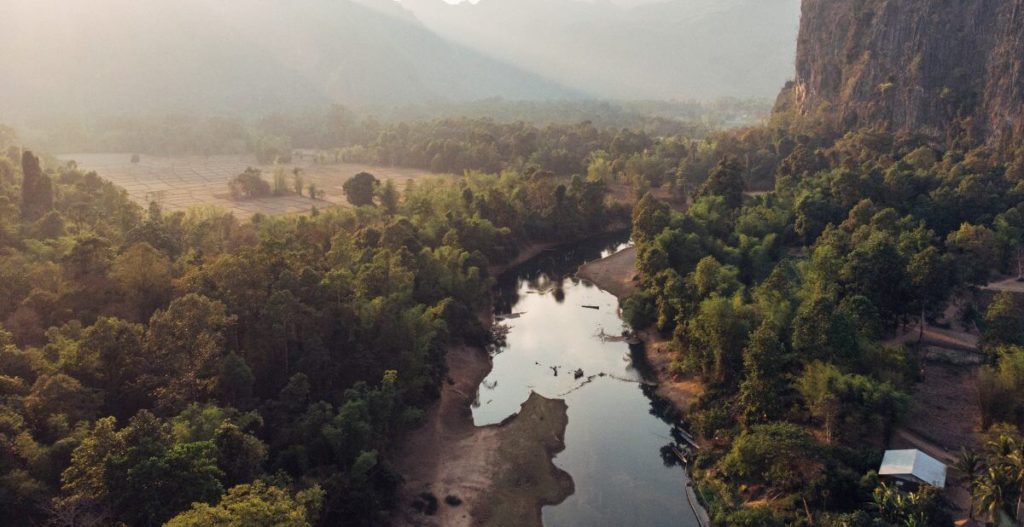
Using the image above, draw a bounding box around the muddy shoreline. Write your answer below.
[577,246,704,414]
[395,234,682,527]
[392,343,574,527]
[394,244,580,527]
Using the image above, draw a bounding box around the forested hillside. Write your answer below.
[628,122,1024,526]
[0,127,626,525]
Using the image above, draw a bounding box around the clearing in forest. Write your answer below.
[57,153,438,218]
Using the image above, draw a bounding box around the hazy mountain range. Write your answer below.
[398,0,802,100]
[0,0,800,121]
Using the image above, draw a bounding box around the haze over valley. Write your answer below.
[3,2,1024,527]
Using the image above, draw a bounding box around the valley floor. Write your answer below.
[57,153,439,219]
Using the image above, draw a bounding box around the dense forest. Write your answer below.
[0,127,627,525]
[627,121,1024,525]
[8,103,1024,526]
[31,98,768,167]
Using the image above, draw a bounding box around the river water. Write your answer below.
[473,234,701,527]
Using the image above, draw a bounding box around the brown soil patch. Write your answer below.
[890,359,982,517]
[640,329,705,414]
[577,246,638,300]
[392,345,572,527]
[474,395,574,527]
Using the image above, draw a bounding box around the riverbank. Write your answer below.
[394,243,581,527]
[577,246,710,527]
[486,242,560,279]
[393,345,573,527]
[578,247,704,414]
[577,245,638,299]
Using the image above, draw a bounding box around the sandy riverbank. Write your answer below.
[393,345,573,527]
[577,246,709,527]
[578,246,704,413]
[577,245,638,300]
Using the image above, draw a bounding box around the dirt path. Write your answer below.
[984,276,1024,294]
[882,324,979,352]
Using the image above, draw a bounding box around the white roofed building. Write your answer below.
[878,449,947,490]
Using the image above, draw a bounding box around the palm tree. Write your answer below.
[955,448,983,519]
[1007,449,1024,526]
[975,467,1010,526]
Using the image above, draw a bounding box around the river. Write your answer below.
[474,233,702,527]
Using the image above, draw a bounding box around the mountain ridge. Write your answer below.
[0,0,578,121]
[776,0,1024,146]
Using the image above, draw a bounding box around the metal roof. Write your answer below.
[878,449,947,488]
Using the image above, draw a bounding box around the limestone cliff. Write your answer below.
[777,0,1024,144]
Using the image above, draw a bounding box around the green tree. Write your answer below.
[907,246,951,341]
[720,422,818,492]
[292,168,304,196]
[797,361,842,444]
[165,480,323,527]
[377,178,399,214]
[111,437,223,525]
[110,242,173,321]
[228,168,271,200]
[272,165,289,195]
[974,466,1011,525]
[984,292,1024,347]
[696,157,745,209]
[215,352,254,408]
[954,448,982,519]
[20,150,53,221]
[738,322,789,426]
[947,223,999,286]
[213,422,266,487]
[683,295,755,384]
[631,193,670,244]
[144,294,236,412]
[343,172,379,207]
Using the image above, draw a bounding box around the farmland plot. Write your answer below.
[57,153,439,218]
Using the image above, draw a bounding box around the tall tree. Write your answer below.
[697,157,745,209]
[144,294,236,412]
[738,322,789,426]
[20,150,53,221]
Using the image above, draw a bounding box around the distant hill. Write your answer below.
[399,0,802,101]
[0,0,575,121]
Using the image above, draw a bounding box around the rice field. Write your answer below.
[57,153,439,218]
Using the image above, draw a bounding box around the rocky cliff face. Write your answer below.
[777,0,1024,145]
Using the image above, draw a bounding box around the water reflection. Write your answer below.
[477,233,700,527]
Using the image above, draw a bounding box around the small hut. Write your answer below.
[878,449,946,491]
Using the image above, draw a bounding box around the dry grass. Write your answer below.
[58,153,439,219]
